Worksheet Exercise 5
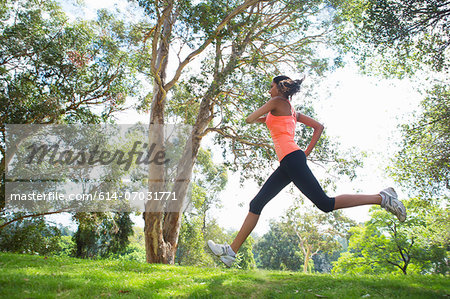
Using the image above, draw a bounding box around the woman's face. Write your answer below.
[269,82,280,98]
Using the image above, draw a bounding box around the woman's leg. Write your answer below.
[231,166,291,253]
[234,197,380,250]
[282,150,335,212]
[230,212,259,253]
[208,166,291,264]
[284,151,383,211]
[334,194,381,210]
[283,151,406,221]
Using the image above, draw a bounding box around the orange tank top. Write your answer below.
[265,103,301,161]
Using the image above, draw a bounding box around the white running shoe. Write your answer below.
[380,187,407,222]
[207,240,236,267]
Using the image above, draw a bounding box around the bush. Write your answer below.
[0,217,61,255]
[116,243,146,263]
[56,235,76,257]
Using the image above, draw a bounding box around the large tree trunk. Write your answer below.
[142,0,259,264]
[143,63,235,263]
[143,96,214,264]
[143,0,174,264]
[158,41,251,258]
[159,92,215,263]
[142,0,214,264]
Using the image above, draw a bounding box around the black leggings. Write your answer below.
[249,150,335,215]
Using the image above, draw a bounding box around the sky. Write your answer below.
[49,0,423,235]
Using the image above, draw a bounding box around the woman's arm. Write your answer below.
[253,116,267,123]
[246,99,277,124]
[296,113,324,157]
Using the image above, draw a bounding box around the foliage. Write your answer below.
[0,0,140,231]
[55,235,76,257]
[389,83,450,198]
[114,243,147,263]
[230,231,256,270]
[154,0,364,186]
[128,226,145,248]
[202,218,230,253]
[100,212,134,256]
[332,199,449,275]
[72,213,106,258]
[176,214,215,267]
[253,220,304,271]
[176,148,227,267]
[189,148,228,229]
[72,212,133,259]
[0,217,61,255]
[311,249,344,273]
[177,213,257,268]
[100,226,146,263]
[335,0,450,77]
[0,0,137,126]
[285,205,355,273]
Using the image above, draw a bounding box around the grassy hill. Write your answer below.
[0,252,448,298]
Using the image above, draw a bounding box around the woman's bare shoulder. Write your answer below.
[270,97,291,115]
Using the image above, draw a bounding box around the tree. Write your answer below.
[253,220,303,271]
[312,249,344,273]
[0,216,61,255]
[389,83,449,198]
[190,148,228,232]
[57,235,76,257]
[0,0,139,229]
[332,199,449,275]
[285,205,355,273]
[113,226,146,263]
[72,212,134,258]
[331,1,449,198]
[136,0,362,264]
[100,212,134,256]
[176,214,214,266]
[140,0,274,265]
[335,0,450,77]
[329,0,449,275]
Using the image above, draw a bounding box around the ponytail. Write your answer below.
[273,75,305,99]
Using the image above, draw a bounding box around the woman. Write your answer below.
[208,75,407,267]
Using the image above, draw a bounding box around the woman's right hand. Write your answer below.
[255,116,266,123]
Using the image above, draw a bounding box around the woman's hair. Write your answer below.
[273,75,305,99]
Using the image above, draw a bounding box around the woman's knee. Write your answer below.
[314,196,335,213]
[249,198,263,215]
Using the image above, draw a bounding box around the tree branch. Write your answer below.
[0,209,70,231]
[165,0,265,91]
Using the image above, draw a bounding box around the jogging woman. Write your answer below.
[208,75,407,267]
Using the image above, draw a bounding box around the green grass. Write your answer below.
[0,252,448,298]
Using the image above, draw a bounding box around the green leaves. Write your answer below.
[389,83,449,198]
[0,216,61,255]
[0,0,139,126]
[72,212,134,258]
[335,0,449,77]
[333,199,449,275]
[254,220,304,271]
